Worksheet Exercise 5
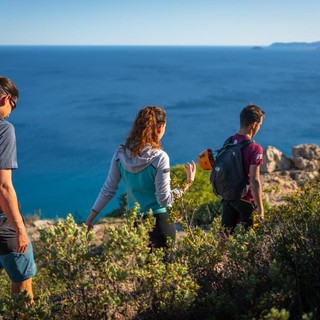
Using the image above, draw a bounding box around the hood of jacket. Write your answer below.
[117,145,162,173]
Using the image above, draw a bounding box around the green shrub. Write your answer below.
[32,209,198,319]
[176,178,320,320]
[169,164,222,227]
[1,167,319,320]
[263,179,320,319]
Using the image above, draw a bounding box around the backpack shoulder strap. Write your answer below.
[238,138,254,149]
[214,136,233,154]
[223,136,233,146]
[216,136,254,154]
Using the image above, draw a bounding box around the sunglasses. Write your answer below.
[3,90,17,110]
[9,98,17,110]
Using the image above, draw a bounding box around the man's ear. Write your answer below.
[0,96,7,107]
[251,122,258,129]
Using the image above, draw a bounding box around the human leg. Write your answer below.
[230,199,255,228]
[11,277,33,299]
[222,200,239,233]
[1,242,36,299]
[149,212,176,262]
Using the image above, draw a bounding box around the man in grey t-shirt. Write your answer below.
[0,76,36,301]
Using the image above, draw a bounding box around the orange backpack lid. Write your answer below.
[198,149,213,170]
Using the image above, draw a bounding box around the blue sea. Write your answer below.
[0,46,319,220]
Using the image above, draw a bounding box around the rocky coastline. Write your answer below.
[261,143,320,206]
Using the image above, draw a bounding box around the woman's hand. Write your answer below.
[85,209,99,236]
[182,161,196,193]
[184,160,196,183]
[86,221,94,231]
[86,221,94,237]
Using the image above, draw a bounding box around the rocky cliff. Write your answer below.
[261,143,320,206]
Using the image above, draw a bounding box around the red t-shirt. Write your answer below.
[231,134,263,202]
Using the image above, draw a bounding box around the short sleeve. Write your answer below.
[248,143,263,166]
[0,121,18,169]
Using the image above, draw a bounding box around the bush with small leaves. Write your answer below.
[169,164,222,227]
[34,208,198,319]
[1,166,319,320]
[263,179,320,319]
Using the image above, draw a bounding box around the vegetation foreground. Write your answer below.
[0,166,319,320]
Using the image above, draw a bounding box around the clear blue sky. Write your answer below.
[1,0,320,46]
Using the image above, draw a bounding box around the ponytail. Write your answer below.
[125,106,166,156]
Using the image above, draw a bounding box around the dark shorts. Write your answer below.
[222,199,256,233]
[149,212,176,249]
[0,213,36,282]
[0,242,36,282]
[140,212,176,263]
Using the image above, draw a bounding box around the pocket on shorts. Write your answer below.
[3,244,36,282]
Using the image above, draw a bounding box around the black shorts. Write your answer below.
[149,212,176,249]
[139,212,176,262]
[222,199,256,232]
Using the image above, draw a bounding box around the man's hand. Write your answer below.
[15,227,29,254]
[255,206,265,220]
[249,164,264,220]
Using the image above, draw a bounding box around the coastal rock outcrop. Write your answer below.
[292,144,320,171]
[261,146,292,173]
[261,143,319,206]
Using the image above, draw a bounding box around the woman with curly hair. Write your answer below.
[86,106,195,261]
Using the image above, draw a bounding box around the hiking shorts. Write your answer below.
[222,198,256,232]
[0,213,36,283]
[137,211,176,263]
[0,241,36,283]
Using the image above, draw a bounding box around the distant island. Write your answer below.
[269,41,320,50]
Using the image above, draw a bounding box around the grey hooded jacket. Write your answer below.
[92,145,183,214]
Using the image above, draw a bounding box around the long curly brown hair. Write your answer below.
[125,106,166,156]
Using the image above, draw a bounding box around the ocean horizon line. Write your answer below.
[0,44,268,48]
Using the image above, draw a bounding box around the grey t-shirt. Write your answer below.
[0,119,17,169]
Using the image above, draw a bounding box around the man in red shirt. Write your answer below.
[222,105,265,232]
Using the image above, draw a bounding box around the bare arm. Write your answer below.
[86,209,100,231]
[0,169,28,253]
[249,164,264,219]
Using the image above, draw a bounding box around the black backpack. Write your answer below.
[210,136,253,200]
